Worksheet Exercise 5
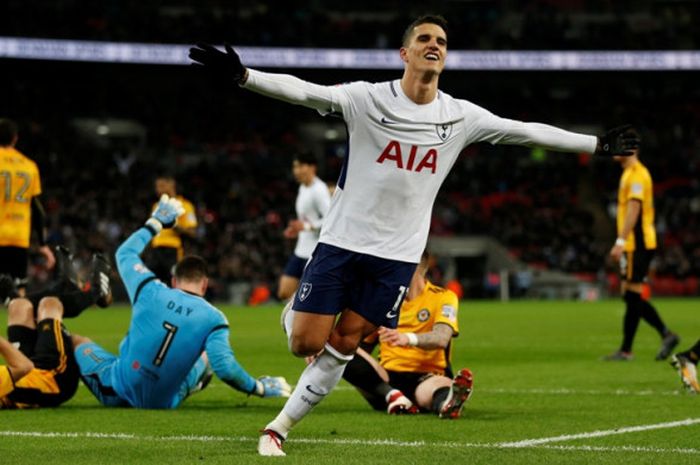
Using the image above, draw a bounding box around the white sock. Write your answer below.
[265,343,353,438]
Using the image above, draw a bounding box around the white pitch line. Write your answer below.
[482,387,683,397]
[1,429,700,455]
[498,417,700,448]
[208,384,685,397]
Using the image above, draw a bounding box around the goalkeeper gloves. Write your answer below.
[145,194,185,234]
[189,43,247,84]
[595,125,640,157]
[253,376,292,398]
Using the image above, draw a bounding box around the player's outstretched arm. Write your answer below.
[0,336,34,383]
[116,195,185,302]
[474,109,639,156]
[189,43,344,113]
[205,327,291,398]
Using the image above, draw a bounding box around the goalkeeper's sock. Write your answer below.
[265,343,353,438]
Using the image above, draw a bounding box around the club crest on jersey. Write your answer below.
[418,308,431,322]
[436,123,453,142]
[299,282,313,301]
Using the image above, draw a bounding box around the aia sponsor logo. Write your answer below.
[376,141,437,174]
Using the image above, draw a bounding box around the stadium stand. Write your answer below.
[3,2,699,299]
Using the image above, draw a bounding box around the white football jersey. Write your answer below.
[294,176,331,258]
[244,71,597,263]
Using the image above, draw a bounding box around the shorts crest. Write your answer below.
[299,282,313,301]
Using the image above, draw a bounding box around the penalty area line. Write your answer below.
[498,417,700,448]
[1,427,700,455]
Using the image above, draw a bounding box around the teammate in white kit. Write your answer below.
[190,15,639,456]
[278,152,331,301]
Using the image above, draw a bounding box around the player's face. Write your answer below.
[400,23,447,75]
[613,148,639,164]
[292,161,315,184]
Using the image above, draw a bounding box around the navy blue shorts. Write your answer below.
[292,243,416,328]
[283,254,308,279]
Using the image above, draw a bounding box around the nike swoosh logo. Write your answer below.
[305,384,327,396]
[385,311,397,319]
[381,117,397,125]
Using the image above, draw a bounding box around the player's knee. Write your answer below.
[328,332,362,356]
[289,334,325,357]
[7,298,35,326]
[37,297,64,321]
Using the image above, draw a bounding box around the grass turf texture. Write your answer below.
[1,299,699,464]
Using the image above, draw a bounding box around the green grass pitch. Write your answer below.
[1,299,699,464]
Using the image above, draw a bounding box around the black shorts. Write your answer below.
[620,249,653,284]
[146,247,179,284]
[0,246,28,288]
[6,319,79,407]
[282,254,307,279]
[386,370,436,404]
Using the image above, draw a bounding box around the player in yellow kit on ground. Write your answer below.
[0,296,81,409]
[342,252,473,418]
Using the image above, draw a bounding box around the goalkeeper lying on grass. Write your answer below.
[73,195,291,408]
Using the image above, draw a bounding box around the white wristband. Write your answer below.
[615,237,626,247]
[254,379,264,397]
[405,332,419,347]
[145,218,163,234]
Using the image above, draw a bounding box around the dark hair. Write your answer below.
[294,152,318,166]
[156,173,175,182]
[0,118,18,146]
[402,15,449,46]
[174,255,208,281]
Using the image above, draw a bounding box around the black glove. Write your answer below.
[189,43,246,83]
[595,125,640,157]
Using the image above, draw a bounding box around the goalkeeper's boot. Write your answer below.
[258,429,286,456]
[0,274,19,306]
[670,354,699,394]
[54,245,80,288]
[439,368,473,419]
[386,389,418,415]
[89,253,113,308]
[656,332,680,361]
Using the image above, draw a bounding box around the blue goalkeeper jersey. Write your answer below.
[111,226,257,408]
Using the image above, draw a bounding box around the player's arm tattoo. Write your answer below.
[415,323,454,350]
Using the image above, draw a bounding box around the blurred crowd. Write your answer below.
[4,2,700,299]
[2,0,700,50]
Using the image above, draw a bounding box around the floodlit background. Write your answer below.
[1,0,699,303]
